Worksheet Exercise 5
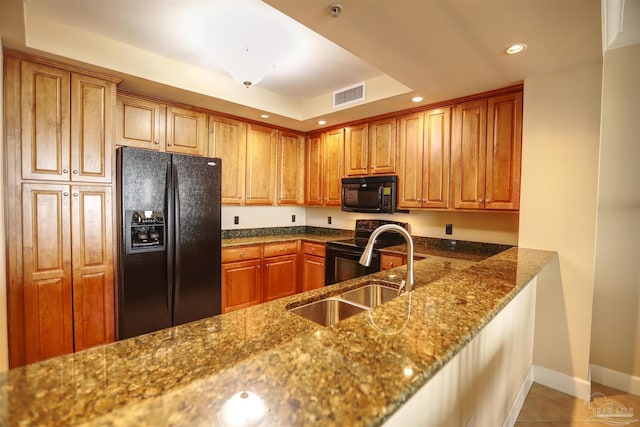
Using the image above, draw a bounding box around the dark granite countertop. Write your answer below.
[0,247,556,426]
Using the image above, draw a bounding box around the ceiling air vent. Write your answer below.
[333,82,365,108]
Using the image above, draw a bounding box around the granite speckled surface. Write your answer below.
[0,247,556,426]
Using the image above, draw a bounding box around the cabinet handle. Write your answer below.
[72,192,79,197]
[485,199,490,203]
[72,169,79,175]
[258,264,261,270]
[478,199,483,202]
[63,192,69,197]
[154,140,159,145]
[168,141,173,146]
[266,263,269,268]
[240,252,244,257]
[63,168,69,174]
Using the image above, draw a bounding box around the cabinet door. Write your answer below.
[246,124,277,205]
[221,259,262,313]
[71,74,114,183]
[276,132,304,205]
[323,128,344,206]
[20,61,71,181]
[369,118,396,175]
[451,99,487,209]
[209,116,247,204]
[166,106,206,156]
[344,123,369,177]
[397,112,424,209]
[422,108,451,208]
[264,254,297,301]
[22,183,73,364]
[486,92,522,210]
[301,254,325,292]
[115,95,165,151]
[71,186,114,351]
[304,133,324,205]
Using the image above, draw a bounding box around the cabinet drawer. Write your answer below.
[263,241,298,258]
[222,245,261,263]
[380,253,404,270]
[301,241,326,257]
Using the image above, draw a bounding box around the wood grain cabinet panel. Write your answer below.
[344,123,369,177]
[276,131,305,205]
[300,241,325,292]
[71,186,114,351]
[246,124,277,205]
[264,254,297,301]
[116,95,165,151]
[322,128,344,206]
[208,116,247,205]
[398,108,450,209]
[304,133,323,205]
[166,106,206,156]
[368,117,396,175]
[221,258,263,313]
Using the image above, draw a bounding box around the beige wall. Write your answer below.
[519,61,602,388]
[590,42,640,378]
[0,36,8,371]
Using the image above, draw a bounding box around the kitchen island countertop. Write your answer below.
[0,247,555,426]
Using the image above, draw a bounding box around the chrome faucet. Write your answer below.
[359,224,414,293]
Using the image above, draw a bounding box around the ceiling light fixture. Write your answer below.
[411,96,424,103]
[505,43,527,55]
[318,120,327,125]
[221,43,278,88]
[260,114,270,119]
[327,4,343,17]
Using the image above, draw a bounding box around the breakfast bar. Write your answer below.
[0,247,555,426]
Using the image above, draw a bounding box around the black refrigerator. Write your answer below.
[116,146,222,339]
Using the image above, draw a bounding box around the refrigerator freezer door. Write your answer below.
[171,154,222,325]
[117,147,173,339]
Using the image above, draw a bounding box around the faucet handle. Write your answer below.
[397,280,407,295]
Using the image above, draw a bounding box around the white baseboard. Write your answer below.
[590,364,640,395]
[533,365,591,398]
[503,366,534,427]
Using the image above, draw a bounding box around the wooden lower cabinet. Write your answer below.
[300,241,326,292]
[221,258,263,314]
[380,253,426,271]
[19,183,114,365]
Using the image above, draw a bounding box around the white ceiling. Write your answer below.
[0,0,635,132]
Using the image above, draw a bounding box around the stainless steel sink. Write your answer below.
[341,282,399,308]
[288,297,367,326]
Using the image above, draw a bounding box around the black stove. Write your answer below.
[324,219,409,285]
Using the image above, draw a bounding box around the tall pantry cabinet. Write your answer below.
[4,53,119,367]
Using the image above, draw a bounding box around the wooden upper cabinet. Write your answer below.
[397,108,450,209]
[166,106,206,156]
[245,124,277,205]
[209,116,247,205]
[21,183,73,364]
[71,74,115,183]
[323,128,344,206]
[71,186,114,352]
[485,92,522,210]
[116,95,166,151]
[20,61,114,183]
[344,123,369,176]
[451,99,488,209]
[422,108,451,208]
[20,61,71,182]
[276,131,305,205]
[368,118,396,175]
[451,92,522,210]
[304,133,324,205]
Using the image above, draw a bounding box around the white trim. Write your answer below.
[502,366,534,427]
[533,365,591,398]
[590,364,640,396]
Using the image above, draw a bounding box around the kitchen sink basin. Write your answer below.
[341,282,399,308]
[288,297,367,326]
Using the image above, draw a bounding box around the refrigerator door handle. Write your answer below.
[173,163,182,310]
[166,162,174,314]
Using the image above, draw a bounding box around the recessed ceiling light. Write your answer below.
[318,120,327,125]
[260,114,270,119]
[505,43,527,55]
[411,96,424,103]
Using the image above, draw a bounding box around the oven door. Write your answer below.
[325,243,380,286]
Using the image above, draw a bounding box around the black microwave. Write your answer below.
[341,175,398,213]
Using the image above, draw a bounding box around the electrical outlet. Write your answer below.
[445,223,453,235]
[328,216,332,224]
[291,214,296,223]
[234,216,239,225]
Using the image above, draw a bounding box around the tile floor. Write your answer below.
[516,382,640,426]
